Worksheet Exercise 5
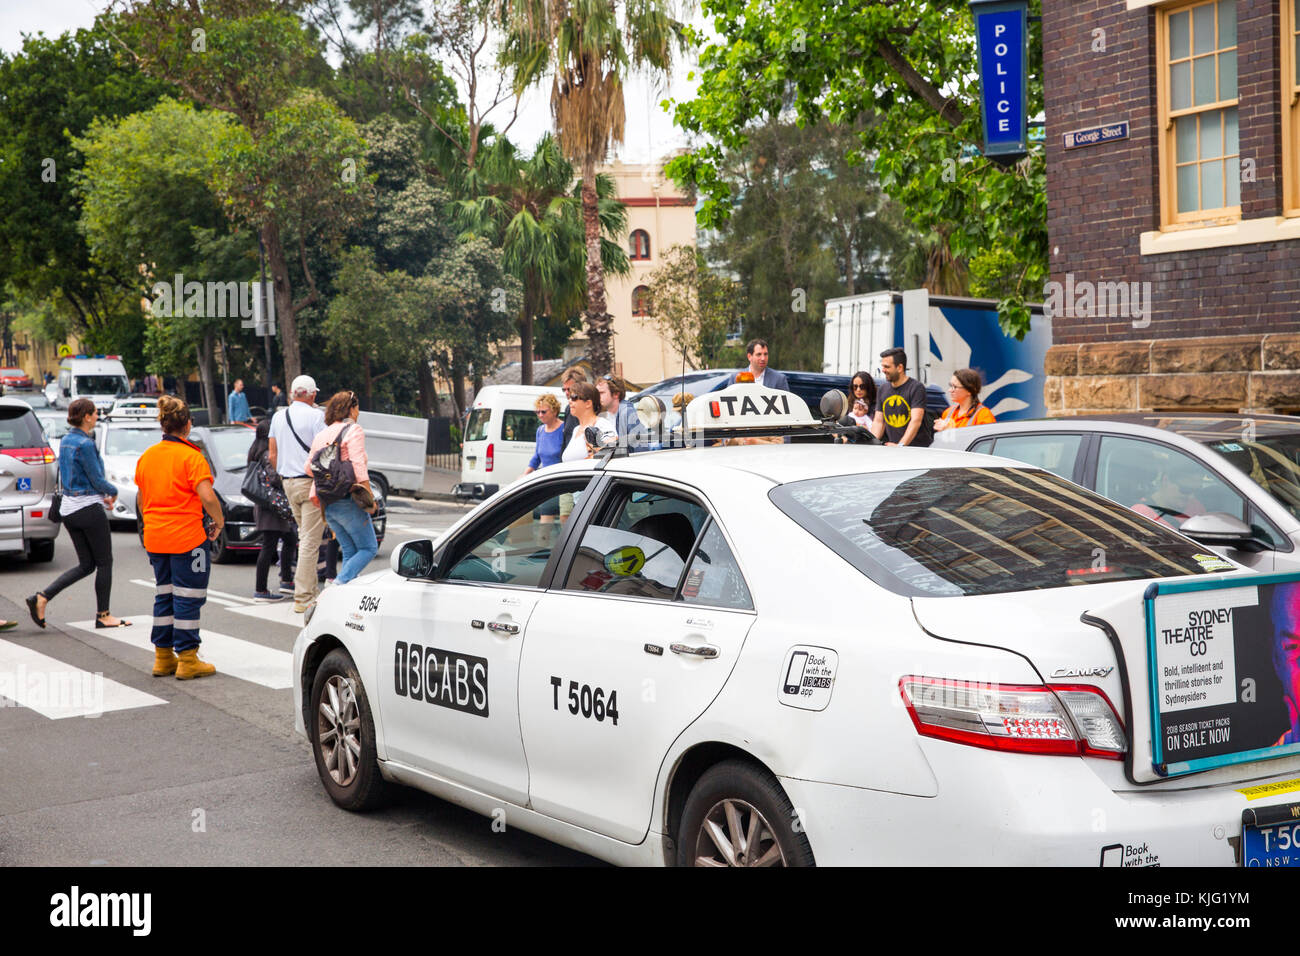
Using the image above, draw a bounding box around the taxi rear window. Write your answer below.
[770,467,1223,598]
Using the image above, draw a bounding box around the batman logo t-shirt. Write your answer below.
[876,378,931,446]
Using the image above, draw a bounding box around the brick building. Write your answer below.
[1043,0,1300,415]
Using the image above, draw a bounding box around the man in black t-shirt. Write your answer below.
[871,348,932,447]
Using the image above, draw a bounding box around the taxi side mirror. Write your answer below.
[393,539,438,579]
[1178,513,1267,552]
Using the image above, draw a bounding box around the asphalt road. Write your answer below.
[0,497,601,866]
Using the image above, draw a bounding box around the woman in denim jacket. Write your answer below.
[26,398,130,629]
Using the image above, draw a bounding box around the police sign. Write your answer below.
[972,0,1029,160]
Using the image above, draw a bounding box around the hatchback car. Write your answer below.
[934,413,1300,574]
[292,384,1300,866]
[0,367,34,390]
[0,397,57,562]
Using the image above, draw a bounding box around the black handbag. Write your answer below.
[242,456,293,520]
[49,470,63,524]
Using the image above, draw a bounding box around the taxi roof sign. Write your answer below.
[684,382,817,431]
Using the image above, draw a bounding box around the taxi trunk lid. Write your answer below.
[910,574,1300,791]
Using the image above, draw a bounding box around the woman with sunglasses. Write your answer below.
[933,368,997,431]
[522,392,565,476]
[307,391,378,585]
[561,382,616,462]
[849,372,877,426]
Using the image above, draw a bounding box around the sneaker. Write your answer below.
[253,591,284,603]
[279,583,294,595]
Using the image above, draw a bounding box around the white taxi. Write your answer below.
[292,383,1300,866]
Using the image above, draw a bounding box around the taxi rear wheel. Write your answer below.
[677,760,814,867]
[310,649,390,811]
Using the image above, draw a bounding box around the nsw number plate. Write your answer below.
[1242,803,1300,867]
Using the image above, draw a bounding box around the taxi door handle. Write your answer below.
[671,642,719,659]
[487,621,519,635]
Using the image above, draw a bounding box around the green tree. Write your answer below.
[112,0,371,381]
[70,97,247,415]
[644,245,738,370]
[501,0,686,374]
[455,134,629,384]
[0,24,170,357]
[667,0,1047,337]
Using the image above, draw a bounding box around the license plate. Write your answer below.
[1242,803,1300,867]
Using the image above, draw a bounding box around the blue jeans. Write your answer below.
[323,498,377,584]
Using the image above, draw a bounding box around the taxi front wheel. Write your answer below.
[310,649,390,811]
[677,760,815,867]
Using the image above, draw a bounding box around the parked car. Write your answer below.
[933,412,1300,573]
[626,369,734,405]
[0,397,57,562]
[454,385,566,500]
[0,367,34,390]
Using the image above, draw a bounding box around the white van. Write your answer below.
[454,385,565,499]
[46,355,131,412]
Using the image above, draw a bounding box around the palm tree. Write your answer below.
[456,134,630,384]
[500,0,684,374]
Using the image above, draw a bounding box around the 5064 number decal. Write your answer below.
[550,676,619,726]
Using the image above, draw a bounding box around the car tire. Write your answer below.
[676,759,814,867]
[27,539,55,563]
[210,526,231,564]
[309,648,391,812]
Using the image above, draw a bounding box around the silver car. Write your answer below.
[0,397,57,562]
[934,413,1300,572]
[95,419,162,525]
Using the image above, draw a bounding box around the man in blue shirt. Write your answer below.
[227,379,251,423]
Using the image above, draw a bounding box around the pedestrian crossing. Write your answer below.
[0,639,167,719]
[65,617,294,689]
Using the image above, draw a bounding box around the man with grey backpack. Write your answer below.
[268,374,327,613]
[307,390,378,585]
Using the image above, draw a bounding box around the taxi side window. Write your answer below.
[1095,435,1245,530]
[564,487,708,600]
[444,478,591,587]
[679,519,753,610]
[989,434,1083,481]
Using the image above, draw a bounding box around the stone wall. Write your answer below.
[1044,333,1300,414]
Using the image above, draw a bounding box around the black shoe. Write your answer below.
[25,594,45,629]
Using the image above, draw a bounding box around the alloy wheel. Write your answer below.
[317,675,362,786]
[693,798,787,867]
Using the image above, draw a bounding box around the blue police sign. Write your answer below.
[972,0,1029,160]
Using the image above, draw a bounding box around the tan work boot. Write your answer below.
[175,648,216,680]
[152,646,178,677]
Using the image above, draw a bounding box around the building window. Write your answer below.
[631,285,651,316]
[629,229,651,260]
[1159,0,1239,226]
[1284,0,1300,215]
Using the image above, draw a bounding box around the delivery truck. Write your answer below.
[823,290,1051,420]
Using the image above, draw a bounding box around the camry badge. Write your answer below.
[1051,666,1114,679]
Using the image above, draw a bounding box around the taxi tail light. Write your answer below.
[899,676,1125,759]
[485,443,494,472]
[6,446,55,465]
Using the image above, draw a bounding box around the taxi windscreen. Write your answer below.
[770,467,1225,598]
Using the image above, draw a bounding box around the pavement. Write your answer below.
[411,464,462,502]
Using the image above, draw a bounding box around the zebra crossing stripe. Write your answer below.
[66,617,294,690]
[129,578,242,608]
[0,639,166,719]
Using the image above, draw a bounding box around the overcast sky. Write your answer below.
[0,0,705,165]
